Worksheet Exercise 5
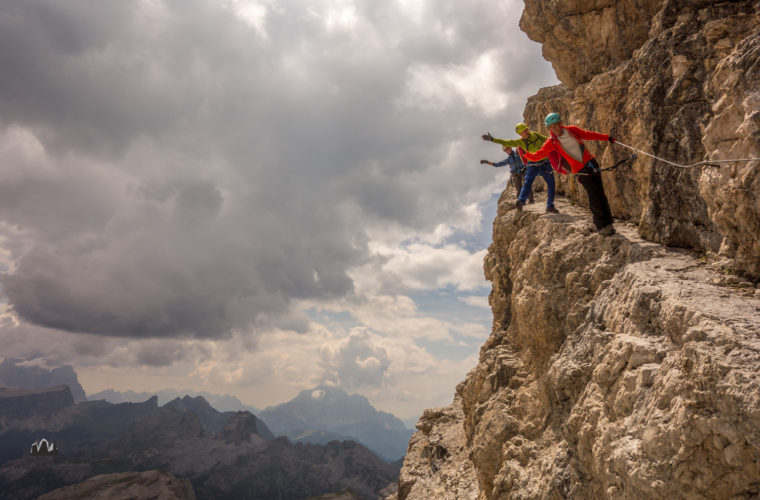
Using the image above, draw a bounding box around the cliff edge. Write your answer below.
[398,197,760,499]
[395,1,760,498]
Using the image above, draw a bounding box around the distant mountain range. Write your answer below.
[0,392,396,499]
[164,395,273,438]
[0,359,413,490]
[88,388,259,414]
[0,359,86,403]
[92,384,415,461]
[259,385,414,462]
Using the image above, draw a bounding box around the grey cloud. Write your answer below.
[135,340,187,367]
[70,335,111,358]
[0,317,106,366]
[0,2,180,155]
[320,330,390,388]
[0,0,555,339]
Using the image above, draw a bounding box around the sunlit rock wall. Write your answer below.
[522,0,760,277]
[395,1,760,499]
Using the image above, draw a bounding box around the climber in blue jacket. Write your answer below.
[481,146,534,203]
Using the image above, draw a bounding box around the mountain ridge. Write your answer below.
[88,388,259,414]
[259,385,413,462]
[0,359,86,403]
[0,391,397,499]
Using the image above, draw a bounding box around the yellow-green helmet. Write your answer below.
[515,123,529,134]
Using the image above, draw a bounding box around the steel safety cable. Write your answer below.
[613,141,760,169]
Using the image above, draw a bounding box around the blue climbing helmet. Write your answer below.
[545,112,562,127]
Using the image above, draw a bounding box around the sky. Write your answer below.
[0,0,557,421]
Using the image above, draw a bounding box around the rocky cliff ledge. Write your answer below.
[394,2,760,498]
[522,0,759,278]
[397,195,760,499]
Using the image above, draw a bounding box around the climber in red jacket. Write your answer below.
[522,113,617,236]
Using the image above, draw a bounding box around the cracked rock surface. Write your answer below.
[522,0,760,278]
[395,1,759,498]
[396,192,760,499]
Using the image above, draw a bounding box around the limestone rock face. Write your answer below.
[520,0,662,87]
[399,196,760,499]
[396,397,479,500]
[521,0,760,278]
[397,2,760,499]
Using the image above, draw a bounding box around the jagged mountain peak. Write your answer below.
[0,358,87,403]
[267,385,405,431]
[260,386,413,462]
[161,394,273,438]
[218,411,267,445]
[88,388,259,413]
[291,385,372,409]
[165,394,213,411]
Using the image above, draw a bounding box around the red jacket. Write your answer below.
[522,125,609,174]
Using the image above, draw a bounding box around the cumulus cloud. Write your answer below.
[320,328,391,388]
[400,51,512,114]
[376,243,487,291]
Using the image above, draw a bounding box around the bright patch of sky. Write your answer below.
[224,0,269,37]
[400,51,512,114]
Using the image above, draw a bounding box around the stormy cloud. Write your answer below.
[0,0,556,342]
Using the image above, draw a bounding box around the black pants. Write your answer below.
[510,172,534,203]
[577,160,613,230]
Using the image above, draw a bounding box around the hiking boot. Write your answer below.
[515,200,524,211]
[598,224,616,236]
[546,206,559,214]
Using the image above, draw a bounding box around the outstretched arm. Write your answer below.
[522,139,554,161]
[481,132,525,149]
[492,137,526,149]
[565,125,609,142]
[479,158,508,167]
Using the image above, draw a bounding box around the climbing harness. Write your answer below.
[603,152,637,172]
[613,141,760,169]
[572,152,637,177]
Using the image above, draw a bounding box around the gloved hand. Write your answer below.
[608,136,616,143]
[481,132,494,142]
[480,160,490,165]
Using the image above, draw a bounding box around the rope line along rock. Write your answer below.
[613,141,760,169]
